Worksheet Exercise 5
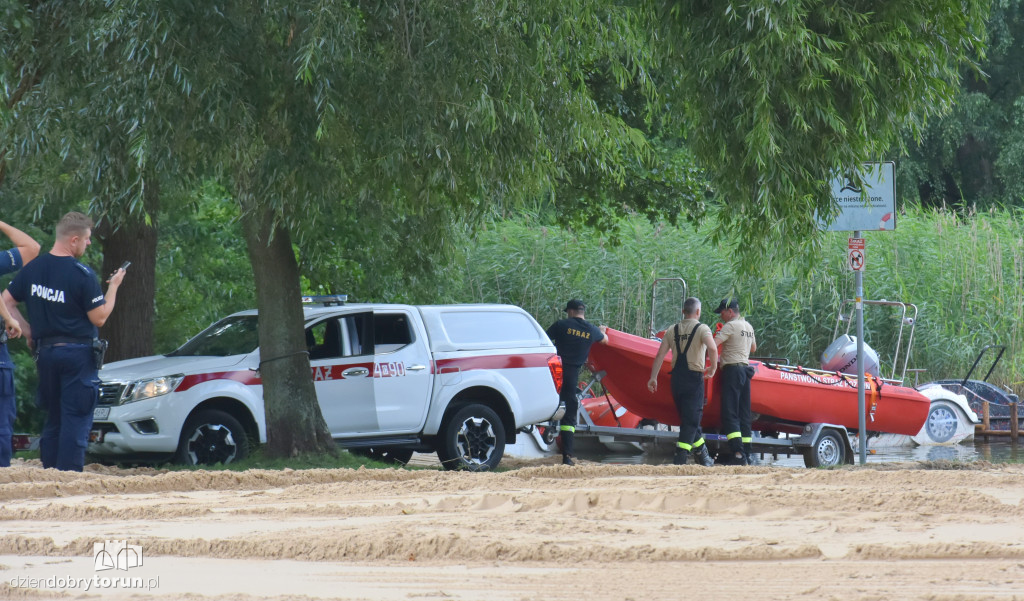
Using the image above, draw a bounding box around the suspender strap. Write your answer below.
[674,323,702,368]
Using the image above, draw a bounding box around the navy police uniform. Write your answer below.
[8,254,106,471]
[0,248,24,467]
[546,301,603,462]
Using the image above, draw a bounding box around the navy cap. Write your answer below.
[564,299,586,312]
[713,298,739,314]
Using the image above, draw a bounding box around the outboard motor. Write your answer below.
[821,334,881,378]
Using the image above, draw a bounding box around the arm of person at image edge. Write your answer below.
[647,327,718,393]
[0,220,41,340]
[88,266,126,328]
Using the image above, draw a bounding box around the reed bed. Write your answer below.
[457,207,1024,394]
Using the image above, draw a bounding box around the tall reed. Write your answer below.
[456,207,1024,395]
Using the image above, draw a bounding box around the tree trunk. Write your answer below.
[240,200,335,457]
[96,180,159,362]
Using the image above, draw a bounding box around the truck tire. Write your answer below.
[175,409,249,466]
[802,428,846,468]
[436,403,505,471]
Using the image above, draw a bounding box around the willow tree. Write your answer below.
[659,0,989,271]
[2,0,988,457]
[1,1,200,361]
[197,1,680,456]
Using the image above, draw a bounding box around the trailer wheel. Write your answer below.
[923,400,965,444]
[803,429,846,468]
[436,404,505,471]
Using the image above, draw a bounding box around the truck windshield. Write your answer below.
[168,315,260,357]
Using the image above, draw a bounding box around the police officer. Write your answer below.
[647,297,718,466]
[713,297,757,465]
[547,299,607,466]
[3,212,126,471]
[0,220,41,467]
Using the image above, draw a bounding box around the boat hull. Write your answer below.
[587,328,929,436]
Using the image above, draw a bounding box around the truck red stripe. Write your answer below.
[174,354,553,392]
[434,353,555,371]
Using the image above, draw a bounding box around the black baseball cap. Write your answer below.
[564,299,586,312]
[713,298,739,314]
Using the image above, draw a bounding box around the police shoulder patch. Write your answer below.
[75,261,95,276]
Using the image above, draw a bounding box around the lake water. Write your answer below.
[592,437,1023,467]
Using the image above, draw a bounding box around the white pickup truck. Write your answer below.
[89,297,565,470]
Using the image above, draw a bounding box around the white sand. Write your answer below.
[2,457,1024,600]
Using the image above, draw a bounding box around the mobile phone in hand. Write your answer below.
[109,261,131,280]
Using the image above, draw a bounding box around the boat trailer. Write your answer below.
[572,371,855,467]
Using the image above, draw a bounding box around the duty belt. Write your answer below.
[37,337,95,347]
[723,362,749,367]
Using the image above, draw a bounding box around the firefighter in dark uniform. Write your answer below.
[647,297,718,466]
[0,220,41,467]
[4,212,125,472]
[546,299,607,466]
[713,298,757,465]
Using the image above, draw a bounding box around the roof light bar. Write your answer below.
[301,294,348,306]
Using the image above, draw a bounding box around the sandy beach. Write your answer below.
[1,457,1024,600]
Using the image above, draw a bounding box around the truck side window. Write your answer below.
[374,313,414,354]
[308,314,374,359]
[308,318,342,360]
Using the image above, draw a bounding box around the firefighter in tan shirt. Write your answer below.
[713,298,757,465]
[647,297,718,466]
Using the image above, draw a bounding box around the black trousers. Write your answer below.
[670,365,705,448]
[559,364,582,457]
[719,364,752,452]
[560,363,582,428]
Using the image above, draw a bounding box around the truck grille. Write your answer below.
[98,382,128,406]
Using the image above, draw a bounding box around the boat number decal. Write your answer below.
[374,362,406,378]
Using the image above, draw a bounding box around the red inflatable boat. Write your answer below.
[587,328,930,437]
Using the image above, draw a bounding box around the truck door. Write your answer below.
[307,312,379,436]
[372,310,433,432]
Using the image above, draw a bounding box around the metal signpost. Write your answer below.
[822,162,895,464]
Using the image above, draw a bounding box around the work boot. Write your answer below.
[560,430,575,458]
[673,448,690,466]
[694,445,714,467]
[727,438,744,465]
[743,442,753,465]
[562,455,576,466]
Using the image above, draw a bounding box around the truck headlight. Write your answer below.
[126,375,185,404]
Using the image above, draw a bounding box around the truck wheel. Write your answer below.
[175,409,249,466]
[436,403,505,471]
[350,447,414,465]
[803,428,845,468]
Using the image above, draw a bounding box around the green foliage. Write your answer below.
[899,0,1024,208]
[158,449,429,472]
[458,207,1024,394]
[658,0,989,273]
[153,183,254,353]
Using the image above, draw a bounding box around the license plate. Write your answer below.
[93,407,110,420]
